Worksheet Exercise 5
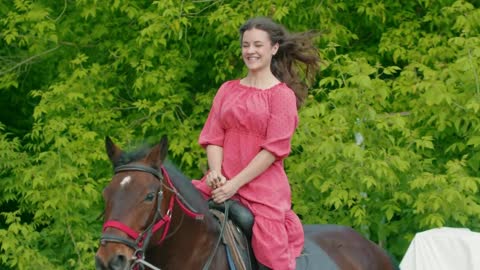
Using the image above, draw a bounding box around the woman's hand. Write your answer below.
[211,180,240,204]
[206,170,227,189]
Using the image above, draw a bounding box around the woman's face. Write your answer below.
[241,28,279,73]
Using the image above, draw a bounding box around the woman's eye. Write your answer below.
[145,192,156,202]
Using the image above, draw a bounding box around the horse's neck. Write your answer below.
[149,204,226,269]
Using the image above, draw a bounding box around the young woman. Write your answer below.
[192,17,320,270]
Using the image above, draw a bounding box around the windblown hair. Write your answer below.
[239,17,320,108]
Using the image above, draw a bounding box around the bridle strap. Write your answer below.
[115,164,163,180]
[102,194,175,246]
[103,220,140,240]
[162,167,204,220]
[152,191,175,244]
[100,233,138,249]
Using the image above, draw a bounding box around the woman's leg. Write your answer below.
[251,215,295,270]
[285,210,304,258]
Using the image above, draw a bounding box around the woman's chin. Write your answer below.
[245,63,267,73]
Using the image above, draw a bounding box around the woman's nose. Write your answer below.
[245,45,254,53]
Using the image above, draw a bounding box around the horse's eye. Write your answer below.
[145,192,156,202]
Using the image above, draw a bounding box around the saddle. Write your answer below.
[208,201,340,270]
[209,200,256,270]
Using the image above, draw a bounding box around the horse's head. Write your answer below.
[95,136,169,270]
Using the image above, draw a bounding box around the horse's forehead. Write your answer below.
[120,175,132,187]
[110,171,157,190]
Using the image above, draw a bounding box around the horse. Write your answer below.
[95,137,399,270]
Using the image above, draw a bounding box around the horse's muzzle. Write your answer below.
[95,254,129,270]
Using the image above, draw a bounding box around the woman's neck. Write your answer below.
[243,70,280,90]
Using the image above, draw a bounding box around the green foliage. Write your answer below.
[289,0,480,257]
[0,0,479,267]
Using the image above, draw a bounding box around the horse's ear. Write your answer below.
[145,136,168,169]
[105,136,122,164]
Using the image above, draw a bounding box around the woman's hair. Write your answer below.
[239,17,320,108]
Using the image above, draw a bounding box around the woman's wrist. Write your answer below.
[209,167,221,173]
[229,177,244,190]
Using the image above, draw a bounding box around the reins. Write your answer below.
[202,201,230,270]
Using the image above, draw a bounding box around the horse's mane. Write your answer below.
[113,145,150,168]
[115,147,211,216]
[162,160,211,215]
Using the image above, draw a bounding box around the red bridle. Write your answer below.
[100,165,204,261]
[101,189,175,247]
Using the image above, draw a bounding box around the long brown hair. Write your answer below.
[239,17,320,108]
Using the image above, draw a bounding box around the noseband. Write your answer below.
[100,164,204,270]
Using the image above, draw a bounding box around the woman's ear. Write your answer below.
[272,43,279,56]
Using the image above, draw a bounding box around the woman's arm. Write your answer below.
[230,149,275,187]
[211,149,275,203]
[206,145,223,172]
[206,145,226,189]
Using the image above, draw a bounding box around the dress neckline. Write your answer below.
[235,79,284,91]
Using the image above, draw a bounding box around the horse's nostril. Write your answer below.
[95,255,107,270]
[109,254,127,270]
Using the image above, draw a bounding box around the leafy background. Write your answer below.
[1,0,479,268]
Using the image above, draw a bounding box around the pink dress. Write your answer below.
[192,79,304,270]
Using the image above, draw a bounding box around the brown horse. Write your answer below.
[95,137,398,270]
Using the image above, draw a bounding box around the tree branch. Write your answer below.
[0,46,60,76]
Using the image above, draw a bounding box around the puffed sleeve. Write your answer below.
[198,83,229,148]
[260,86,298,160]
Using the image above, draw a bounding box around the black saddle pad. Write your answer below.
[296,238,339,270]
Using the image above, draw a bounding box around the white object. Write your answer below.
[400,227,480,270]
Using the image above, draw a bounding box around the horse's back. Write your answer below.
[303,224,397,270]
[296,237,339,270]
